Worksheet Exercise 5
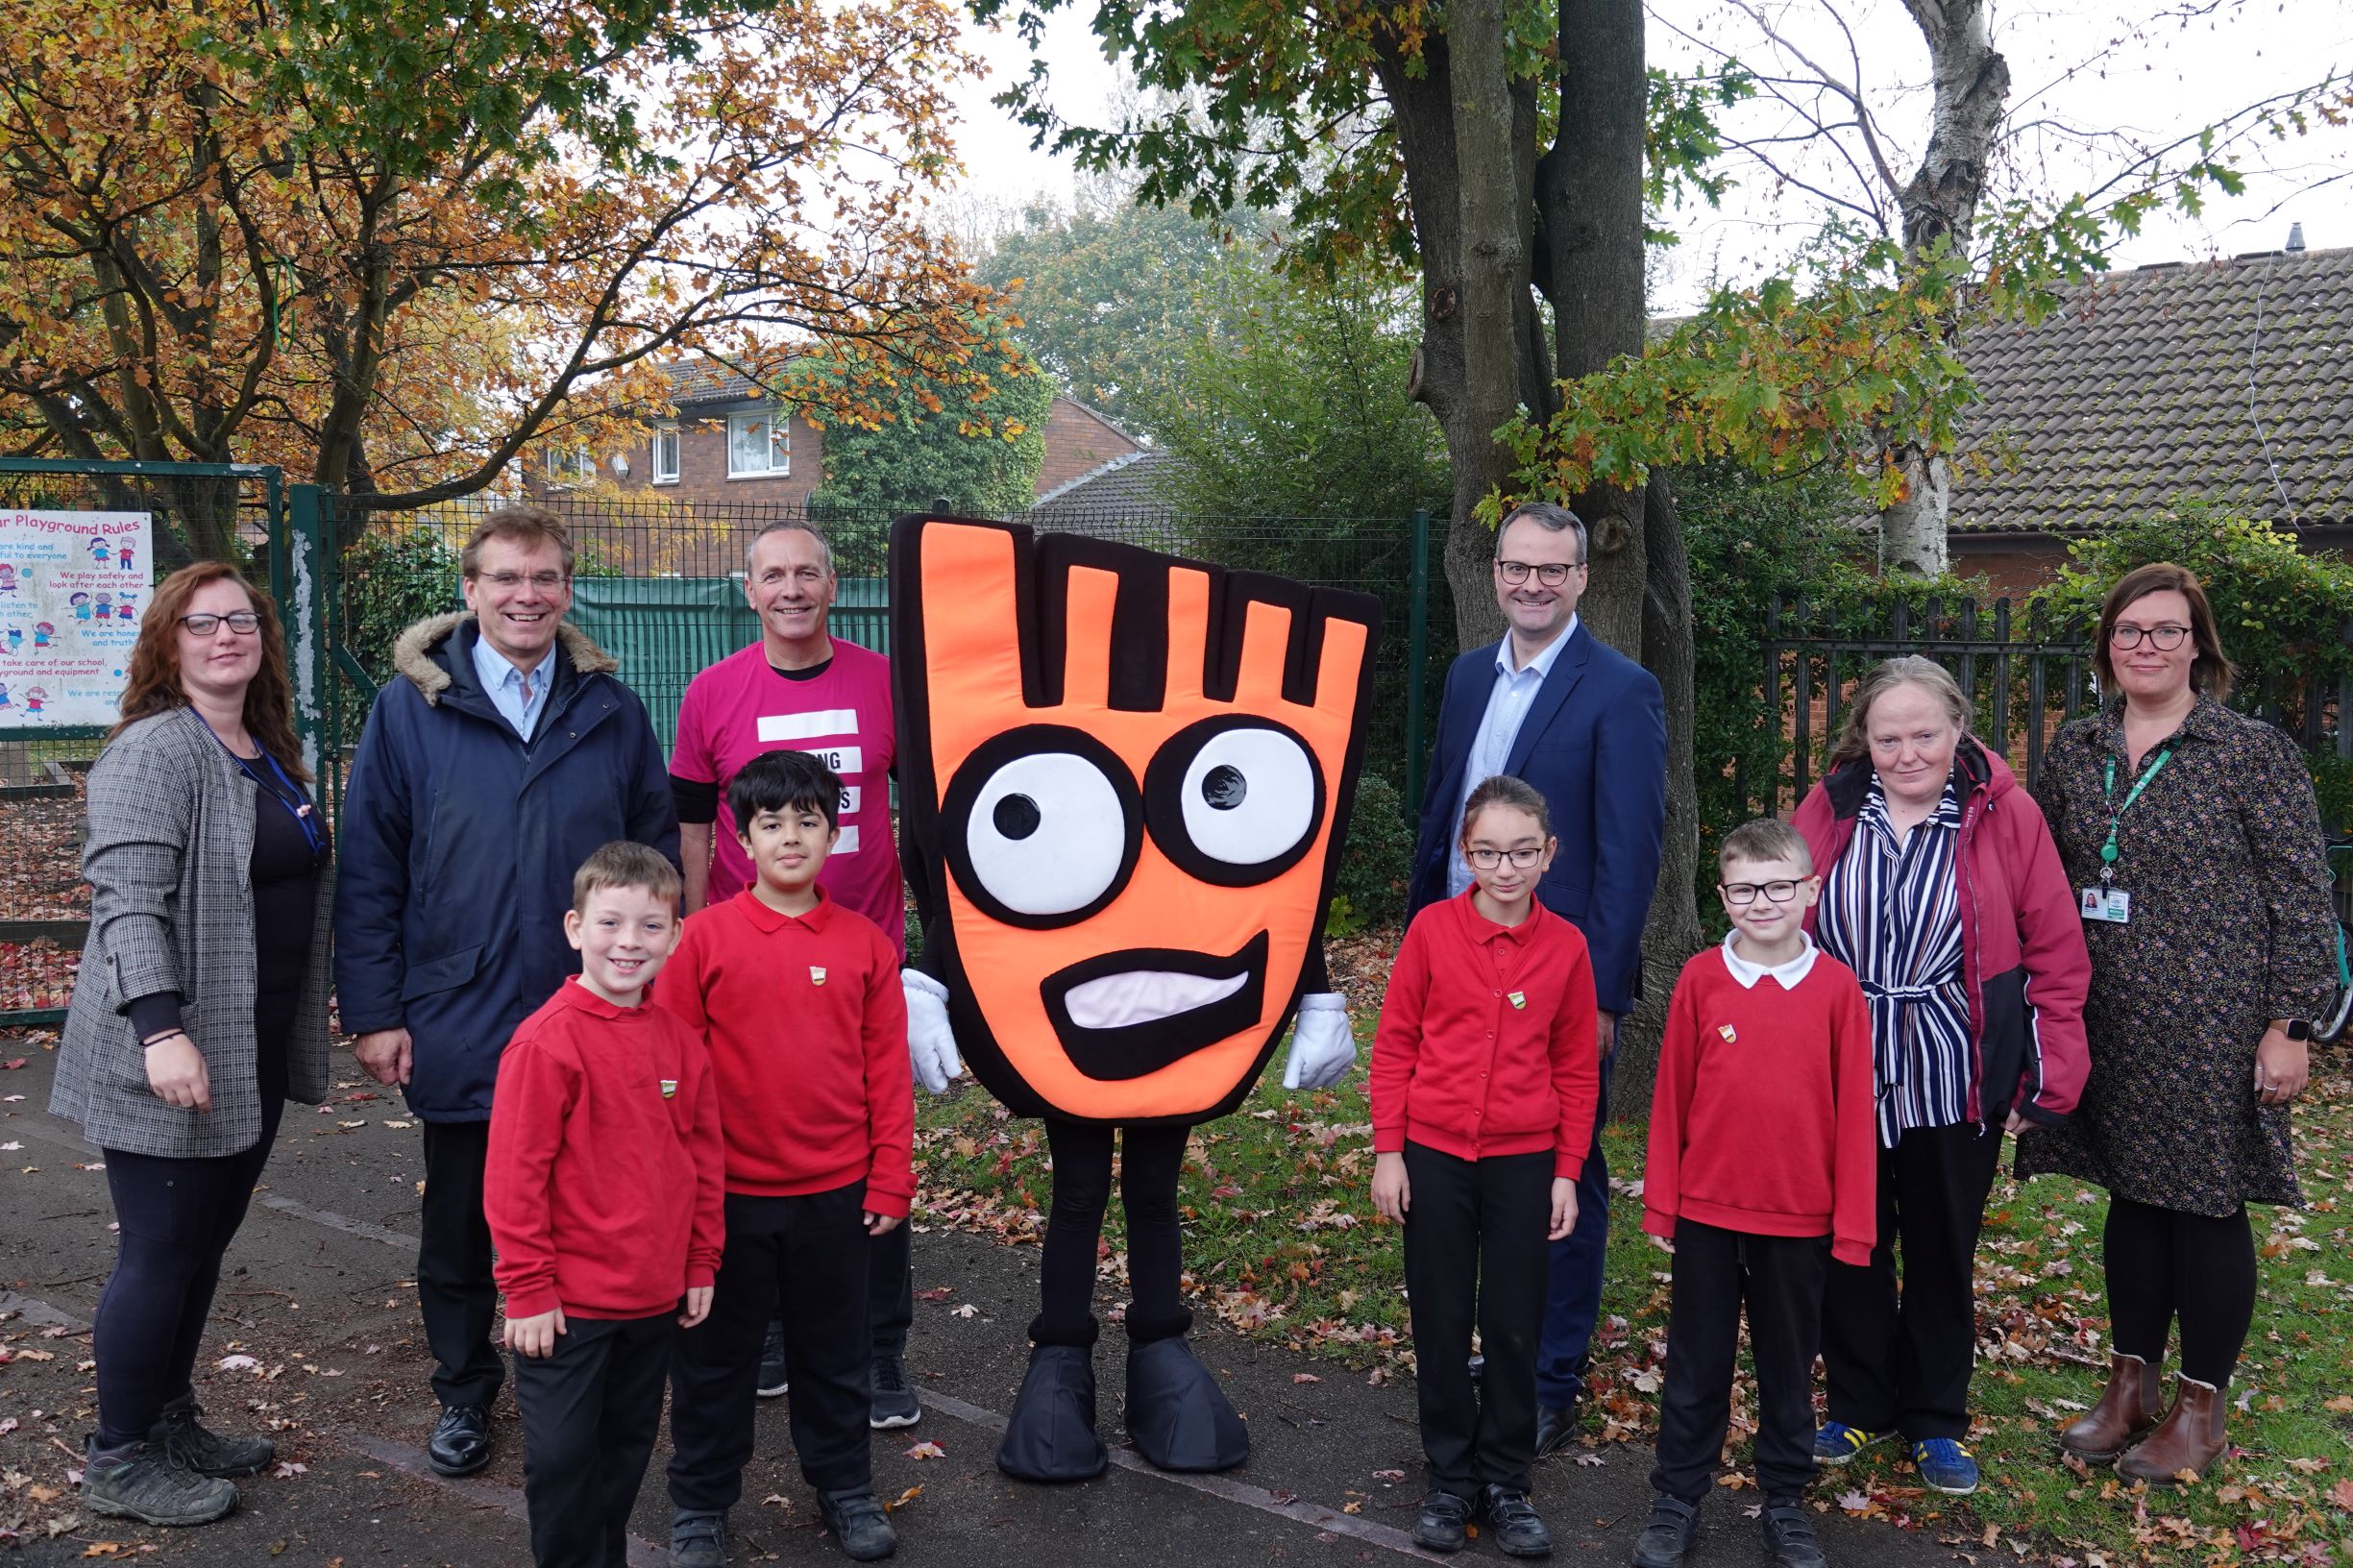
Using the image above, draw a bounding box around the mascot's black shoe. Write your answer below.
[1123,1336,1249,1473]
[996,1344,1110,1482]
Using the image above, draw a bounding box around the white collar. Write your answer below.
[471,626,556,691]
[1720,929,1818,991]
[1494,613,1580,678]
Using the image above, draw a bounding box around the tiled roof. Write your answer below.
[1025,447,1180,527]
[1950,245,2353,533]
[660,358,782,406]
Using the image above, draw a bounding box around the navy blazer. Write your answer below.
[1409,623,1667,1014]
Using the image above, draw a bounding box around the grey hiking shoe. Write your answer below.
[82,1437,238,1527]
[153,1393,275,1478]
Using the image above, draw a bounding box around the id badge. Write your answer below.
[2079,886,2131,924]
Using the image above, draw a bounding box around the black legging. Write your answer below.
[1033,1119,1190,1348]
[2102,1196,2257,1387]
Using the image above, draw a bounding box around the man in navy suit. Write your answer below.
[1409,501,1667,1455]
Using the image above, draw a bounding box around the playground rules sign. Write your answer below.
[0,509,152,728]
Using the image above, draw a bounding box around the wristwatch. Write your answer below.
[2281,1018,2312,1042]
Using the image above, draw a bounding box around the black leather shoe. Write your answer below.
[1630,1494,1701,1568]
[1411,1489,1474,1553]
[426,1403,490,1477]
[1482,1484,1554,1557]
[1533,1402,1579,1458]
[819,1487,898,1561]
[671,1507,727,1568]
[1762,1503,1826,1568]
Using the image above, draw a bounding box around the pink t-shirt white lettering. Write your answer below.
[672,640,904,958]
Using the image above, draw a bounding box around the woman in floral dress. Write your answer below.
[2022,562,2336,1484]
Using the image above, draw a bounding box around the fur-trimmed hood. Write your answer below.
[389,611,620,704]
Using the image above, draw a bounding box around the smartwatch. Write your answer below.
[2282,1018,2313,1042]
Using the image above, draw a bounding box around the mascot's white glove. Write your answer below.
[901,968,964,1095]
[1282,992,1356,1091]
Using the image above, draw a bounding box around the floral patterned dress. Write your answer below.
[2017,697,2335,1214]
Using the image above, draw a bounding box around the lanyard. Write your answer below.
[2097,744,2172,883]
[201,718,330,862]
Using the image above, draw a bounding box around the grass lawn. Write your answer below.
[911,973,2353,1568]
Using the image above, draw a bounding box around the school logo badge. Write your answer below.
[659,1079,678,1099]
[1718,1024,1737,1043]
[1507,991,1526,1010]
[810,966,828,986]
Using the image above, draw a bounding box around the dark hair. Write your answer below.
[2095,562,2235,700]
[115,563,310,784]
[1495,502,1588,566]
[573,841,681,912]
[462,505,576,578]
[729,749,844,834]
[1459,773,1553,842]
[1717,818,1812,876]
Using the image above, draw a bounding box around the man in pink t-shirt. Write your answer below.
[669,520,928,1434]
[672,523,903,957]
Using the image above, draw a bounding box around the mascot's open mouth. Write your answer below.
[1040,932,1269,1082]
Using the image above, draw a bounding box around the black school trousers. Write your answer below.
[514,1311,674,1568]
[1651,1221,1828,1505]
[419,1118,506,1409]
[670,1182,871,1510]
[1402,1141,1554,1498]
[1821,1119,2002,1441]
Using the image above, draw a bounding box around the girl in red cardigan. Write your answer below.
[1370,773,1600,1560]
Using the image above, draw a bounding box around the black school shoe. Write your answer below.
[426,1402,490,1477]
[1481,1484,1555,1557]
[819,1487,898,1560]
[1411,1489,1474,1553]
[1762,1502,1827,1568]
[82,1436,237,1527]
[153,1393,274,1478]
[671,1507,728,1568]
[1630,1494,1701,1568]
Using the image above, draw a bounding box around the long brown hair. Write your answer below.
[115,563,310,783]
[1826,655,1969,771]
[2094,562,2235,701]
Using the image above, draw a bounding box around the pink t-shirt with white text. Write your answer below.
[672,640,905,959]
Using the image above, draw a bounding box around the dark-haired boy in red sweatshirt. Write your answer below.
[486,842,724,1568]
[1632,819,1875,1568]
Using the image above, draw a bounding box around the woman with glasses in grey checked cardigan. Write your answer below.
[51,562,334,1529]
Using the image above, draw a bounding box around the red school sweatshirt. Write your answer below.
[1642,943,1877,1266]
[485,979,725,1321]
[1368,891,1600,1176]
[653,889,915,1216]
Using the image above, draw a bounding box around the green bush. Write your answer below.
[339,527,462,685]
[1329,773,1412,935]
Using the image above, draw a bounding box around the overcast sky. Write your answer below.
[943,0,2351,311]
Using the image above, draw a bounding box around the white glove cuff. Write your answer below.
[902,968,950,1002]
[1298,992,1346,1015]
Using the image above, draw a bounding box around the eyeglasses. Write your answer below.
[2109,624,2191,650]
[1496,560,1584,587]
[1721,880,1802,905]
[178,611,260,636]
[477,570,569,591]
[1467,847,1546,869]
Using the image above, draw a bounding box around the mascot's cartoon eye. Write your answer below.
[943,726,1144,928]
[1145,717,1327,887]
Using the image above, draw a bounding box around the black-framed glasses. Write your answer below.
[478,570,569,591]
[1721,880,1801,905]
[1467,846,1546,870]
[2109,624,2191,650]
[1496,559,1583,587]
[178,611,260,636]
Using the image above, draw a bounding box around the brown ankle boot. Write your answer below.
[2116,1376,2227,1484]
[2058,1352,2161,1464]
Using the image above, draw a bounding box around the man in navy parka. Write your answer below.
[333,506,678,1480]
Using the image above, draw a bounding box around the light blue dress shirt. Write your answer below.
[470,631,556,741]
[1447,615,1579,897]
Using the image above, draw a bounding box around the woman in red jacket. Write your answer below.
[1791,656,2089,1496]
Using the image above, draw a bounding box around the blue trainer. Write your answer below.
[1812,1422,1889,1464]
[1911,1438,1979,1495]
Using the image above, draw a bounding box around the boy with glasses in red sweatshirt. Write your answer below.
[1631,820,1876,1568]
[655,749,913,1566]
[485,842,724,1568]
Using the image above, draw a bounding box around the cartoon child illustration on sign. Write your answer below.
[95,592,112,619]
[893,515,1377,1482]
[32,621,54,649]
[3,626,18,653]
[70,592,93,621]
[118,544,135,571]
[20,685,46,716]
[0,682,11,710]
[89,536,110,564]
[116,593,136,621]
[0,564,16,595]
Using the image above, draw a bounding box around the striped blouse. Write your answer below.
[1816,774,1973,1146]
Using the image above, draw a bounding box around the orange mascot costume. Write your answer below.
[892,516,1380,1481]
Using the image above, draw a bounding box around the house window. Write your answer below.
[545,446,594,486]
[728,407,791,478]
[651,424,680,485]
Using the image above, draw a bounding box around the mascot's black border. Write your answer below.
[889,512,1384,1128]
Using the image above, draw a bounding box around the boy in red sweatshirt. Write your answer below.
[1632,820,1875,1568]
[485,842,724,1568]
[656,749,912,1566]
